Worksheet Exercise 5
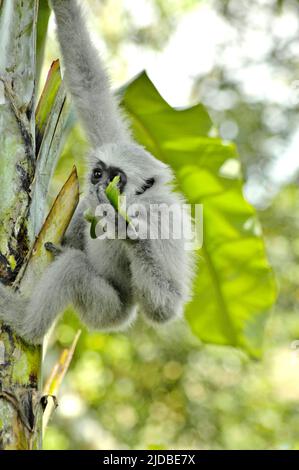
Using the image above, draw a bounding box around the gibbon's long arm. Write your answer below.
[51,0,130,147]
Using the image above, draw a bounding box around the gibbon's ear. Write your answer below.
[136,178,155,195]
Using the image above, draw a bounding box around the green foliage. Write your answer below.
[40,0,298,451]
[36,60,62,142]
[36,1,50,83]
[106,175,121,209]
[84,210,100,240]
[105,175,131,223]
[121,72,276,356]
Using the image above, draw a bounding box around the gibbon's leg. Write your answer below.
[124,239,186,324]
[0,247,133,344]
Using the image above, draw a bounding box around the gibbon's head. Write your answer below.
[87,142,174,204]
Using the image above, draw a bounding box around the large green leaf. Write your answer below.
[121,72,276,356]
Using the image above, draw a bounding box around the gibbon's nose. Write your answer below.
[106,167,127,193]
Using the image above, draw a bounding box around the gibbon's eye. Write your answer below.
[136,177,155,195]
[91,168,102,184]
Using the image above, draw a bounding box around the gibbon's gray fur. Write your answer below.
[0,0,194,344]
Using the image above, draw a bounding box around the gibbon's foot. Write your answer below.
[45,242,64,258]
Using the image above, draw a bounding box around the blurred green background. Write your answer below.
[40,0,299,449]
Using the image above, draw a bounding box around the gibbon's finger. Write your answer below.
[44,242,64,258]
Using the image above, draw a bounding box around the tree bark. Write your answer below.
[0,0,41,450]
[0,0,79,449]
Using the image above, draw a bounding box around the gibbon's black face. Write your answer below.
[90,160,156,203]
[91,161,127,198]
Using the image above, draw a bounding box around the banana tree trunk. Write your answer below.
[0,0,78,449]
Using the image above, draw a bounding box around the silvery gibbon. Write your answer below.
[0,0,194,344]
